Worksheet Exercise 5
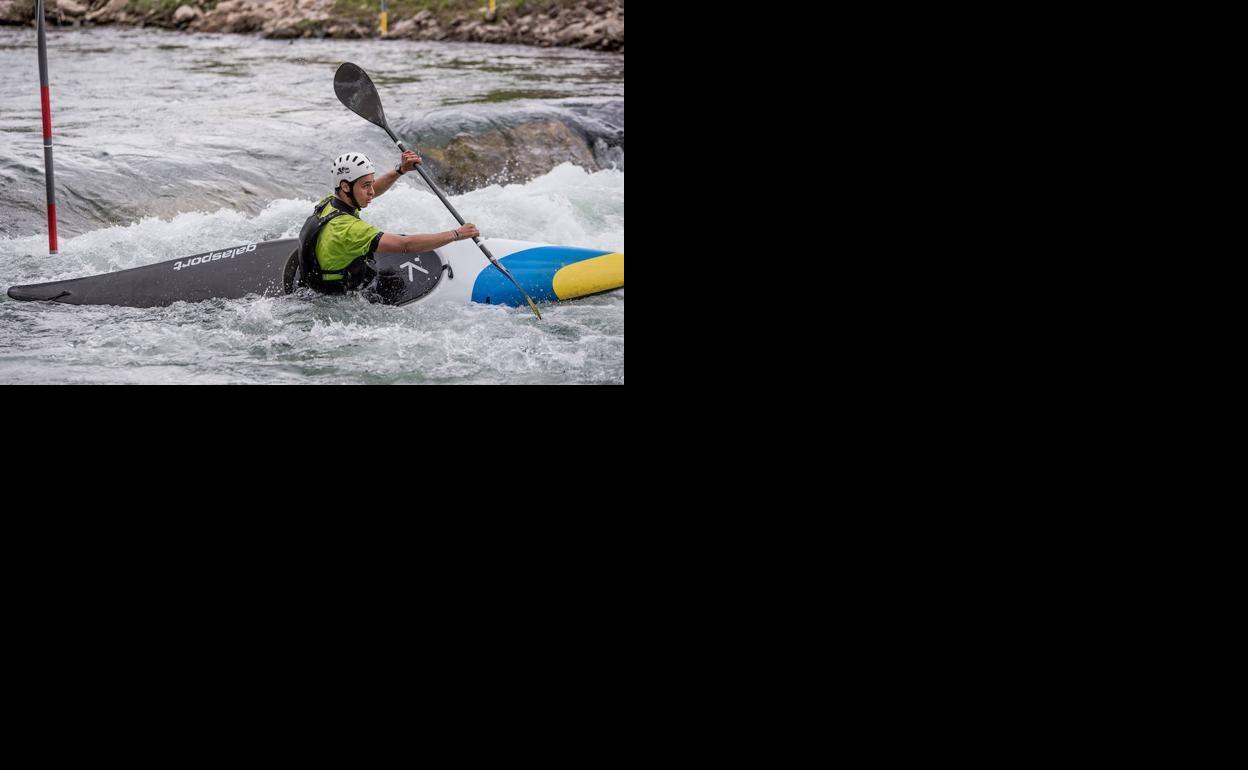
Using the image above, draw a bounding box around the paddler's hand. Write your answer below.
[452,223,480,241]
[397,150,422,175]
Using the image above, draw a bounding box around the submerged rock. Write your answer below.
[421,120,602,193]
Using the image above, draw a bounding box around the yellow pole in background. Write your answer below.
[381,0,389,35]
[486,0,497,21]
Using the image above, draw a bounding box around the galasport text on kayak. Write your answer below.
[172,244,257,271]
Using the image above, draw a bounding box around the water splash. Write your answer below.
[1,165,624,385]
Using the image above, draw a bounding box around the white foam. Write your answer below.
[363,162,623,252]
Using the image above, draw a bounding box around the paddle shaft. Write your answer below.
[394,140,505,265]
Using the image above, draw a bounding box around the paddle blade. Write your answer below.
[335,63,389,130]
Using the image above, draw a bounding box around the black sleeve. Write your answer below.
[370,232,385,256]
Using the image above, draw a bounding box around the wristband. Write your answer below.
[395,163,406,176]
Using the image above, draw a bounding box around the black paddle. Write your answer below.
[334,62,542,320]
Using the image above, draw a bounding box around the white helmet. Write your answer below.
[333,152,377,187]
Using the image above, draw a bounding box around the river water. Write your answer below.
[0,26,623,384]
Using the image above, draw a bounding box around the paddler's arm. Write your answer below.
[373,150,423,197]
[378,223,481,254]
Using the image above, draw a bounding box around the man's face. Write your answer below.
[344,174,377,207]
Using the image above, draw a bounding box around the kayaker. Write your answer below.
[298,150,481,295]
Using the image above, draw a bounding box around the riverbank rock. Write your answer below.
[187,0,267,34]
[1,0,92,25]
[173,4,199,25]
[58,0,88,18]
[85,0,126,23]
[3,0,624,52]
[0,0,29,24]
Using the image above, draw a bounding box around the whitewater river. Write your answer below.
[0,26,623,384]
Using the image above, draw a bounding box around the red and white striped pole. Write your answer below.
[36,0,58,255]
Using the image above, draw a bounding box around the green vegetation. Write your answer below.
[126,0,182,10]
[333,0,582,25]
[127,0,221,12]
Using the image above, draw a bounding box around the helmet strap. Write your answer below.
[339,180,361,210]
